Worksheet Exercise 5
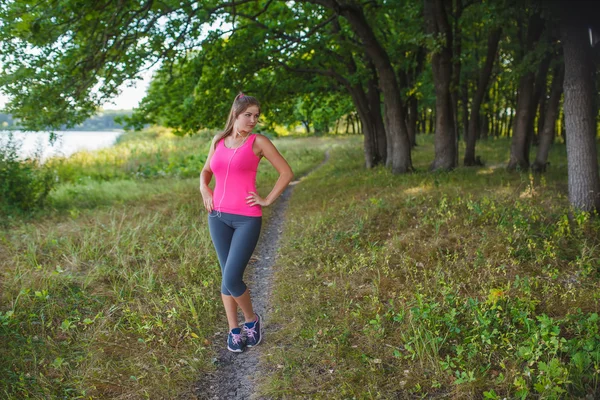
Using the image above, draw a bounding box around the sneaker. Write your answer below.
[243,313,262,347]
[227,328,245,353]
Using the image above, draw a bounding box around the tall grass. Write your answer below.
[0,129,328,398]
[260,135,600,399]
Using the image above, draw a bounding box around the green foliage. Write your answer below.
[261,135,600,398]
[0,135,56,217]
[0,0,213,130]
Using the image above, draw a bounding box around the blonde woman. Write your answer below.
[200,93,293,352]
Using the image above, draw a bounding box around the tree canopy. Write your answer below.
[1,0,599,210]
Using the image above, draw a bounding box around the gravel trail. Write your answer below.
[195,151,330,400]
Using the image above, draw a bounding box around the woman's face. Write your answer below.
[235,105,260,134]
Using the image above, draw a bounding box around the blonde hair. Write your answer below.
[214,92,261,149]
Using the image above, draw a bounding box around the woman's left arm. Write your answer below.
[246,135,294,207]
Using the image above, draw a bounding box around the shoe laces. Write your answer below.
[230,332,243,345]
[244,325,257,340]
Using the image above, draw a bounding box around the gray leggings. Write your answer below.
[207,211,262,297]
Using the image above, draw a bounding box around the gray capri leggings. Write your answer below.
[207,211,262,297]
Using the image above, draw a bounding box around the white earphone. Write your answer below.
[210,132,250,218]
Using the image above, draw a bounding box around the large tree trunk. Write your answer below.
[532,62,564,173]
[330,16,387,168]
[426,0,457,170]
[560,14,600,211]
[507,13,545,171]
[464,27,501,166]
[340,4,412,173]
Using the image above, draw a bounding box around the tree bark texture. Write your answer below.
[532,62,563,173]
[367,75,388,165]
[560,17,600,211]
[425,0,457,171]
[464,27,501,166]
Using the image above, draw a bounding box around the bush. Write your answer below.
[0,134,56,216]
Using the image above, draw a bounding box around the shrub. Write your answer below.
[0,134,56,216]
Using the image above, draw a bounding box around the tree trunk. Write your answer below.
[407,96,418,147]
[560,15,600,211]
[529,52,552,147]
[532,62,564,173]
[460,78,469,141]
[407,47,426,147]
[464,27,501,166]
[508,72,536,169]
[429,110,434,133]
[303,120,311,134]
[507,13,544,170]
[426,0,457,170]
[347,84,377,168]
[339,4,412,173]
[451,0,463,144]
[366,75,387,165]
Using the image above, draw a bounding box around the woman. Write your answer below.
[200,93,294,352]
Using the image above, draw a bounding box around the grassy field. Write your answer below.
[1,130,599,399]
[260,136,600,399]
[0,129,327,399]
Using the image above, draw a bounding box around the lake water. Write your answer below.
[0,130,123,161]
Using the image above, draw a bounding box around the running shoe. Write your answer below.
[227,328,245,352]
[243,313,262,347]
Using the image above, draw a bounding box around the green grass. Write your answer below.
[260,135,600,399]
[2,130,599,398]
[0,129,328,398]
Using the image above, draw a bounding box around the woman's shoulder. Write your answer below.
[210,134,225,149]
[253,133,273,146]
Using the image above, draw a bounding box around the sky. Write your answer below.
[0,68,154,112]
[100,68,154,110]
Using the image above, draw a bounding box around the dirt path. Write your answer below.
[196,151,330,400]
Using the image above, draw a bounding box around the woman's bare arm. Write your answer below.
[246,135,294,207]
[200,136,218,212]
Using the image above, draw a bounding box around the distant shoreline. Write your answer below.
[1,130,124,161]
[0,129,125,133]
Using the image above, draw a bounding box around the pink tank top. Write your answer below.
[210,134,262,217]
